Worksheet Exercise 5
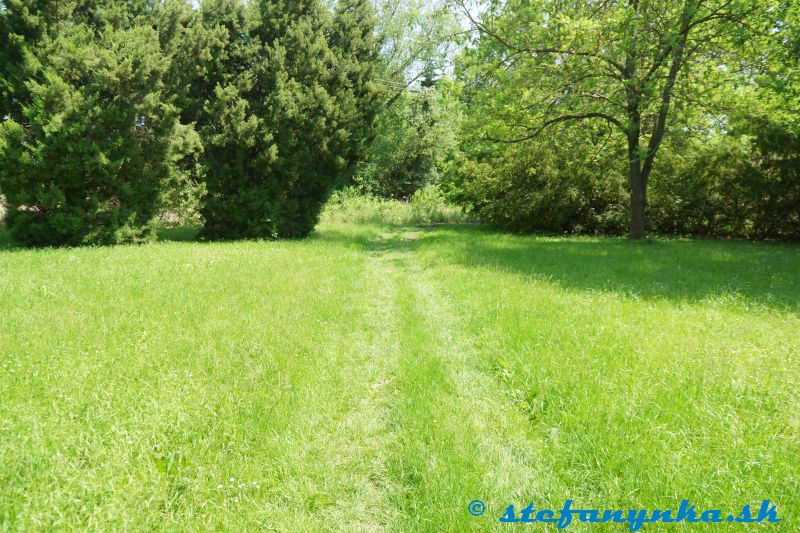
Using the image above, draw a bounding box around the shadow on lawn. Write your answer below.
[421,225,800,312]
[320,223,800,312]
[0,225,202,250]
[0,225,15,250]
[4,220,798,311]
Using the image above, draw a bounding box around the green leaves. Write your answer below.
[455,0,792,238]
[355,85,460,200]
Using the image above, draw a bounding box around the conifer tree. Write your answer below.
[0,0,55,121]
[329,0,383,180]
[197,0,381,239]
[0,2,177,245]
[192,0,272,239]
[252,0,347,238]
[1,0,382,244]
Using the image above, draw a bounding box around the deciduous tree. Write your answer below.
[458,0,772,238]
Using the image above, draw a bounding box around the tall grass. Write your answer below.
[320,185,469,225]
[0,221,797,530]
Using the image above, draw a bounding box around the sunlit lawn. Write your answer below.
[1,222,798,531]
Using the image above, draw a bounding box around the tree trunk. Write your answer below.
[629,164,646,239]
[631,3,692,240]
[628,134,646,239]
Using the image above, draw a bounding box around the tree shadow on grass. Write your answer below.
[0,225,17,250]
[0,224,202,250]
[156,226,202,243]
[373,224,800,312]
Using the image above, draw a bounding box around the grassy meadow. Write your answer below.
[0,220,798,531]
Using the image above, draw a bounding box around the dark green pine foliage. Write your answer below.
[252,0,338,238]
[328,0,383,186]
[150,0,229,224]
[198,0,381,240]
[194,0,279,239]
[0,2,178,246]
[0,1,53,121]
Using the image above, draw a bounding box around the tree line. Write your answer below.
[0,0,380,246]
[357,0,798,241]
[444,0,799,240]
[1,0,798,244]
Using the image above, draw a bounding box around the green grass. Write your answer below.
[0,222,798,531]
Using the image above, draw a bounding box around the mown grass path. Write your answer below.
[1,223,798,531]
[364,228,545,531]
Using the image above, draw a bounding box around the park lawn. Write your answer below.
[0,222,798,531]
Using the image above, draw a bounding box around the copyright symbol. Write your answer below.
[468,499,486,517]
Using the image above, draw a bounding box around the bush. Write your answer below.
[648,134,800,240]
[353,86,460,200]
[450,123,799,240]
[449,139,628,235]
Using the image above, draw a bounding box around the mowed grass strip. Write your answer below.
[1,222,798,531]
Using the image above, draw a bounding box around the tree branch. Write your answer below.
[455,0,627,78]
[485,112,624,143]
